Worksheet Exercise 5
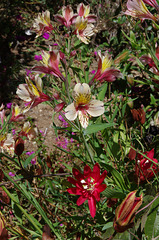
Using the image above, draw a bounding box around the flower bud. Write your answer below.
[127,75,134,86]
[113,191,142,233]
[54,102,65,112]
[128,146,136,161]
[53,92,60,100]
[127,98,134,109]
[70,50,76,57]
[14,137,24,156]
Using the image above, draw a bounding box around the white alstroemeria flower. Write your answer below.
[65,83,104,128]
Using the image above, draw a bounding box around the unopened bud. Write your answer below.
[127,75,134,86]
[14,137,24,156]
[127,98,134,108]
[54,102,65,112]
[53,92,60,100]
[70,50,76,57]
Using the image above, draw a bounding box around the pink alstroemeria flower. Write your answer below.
[135,149,158,182]
[67,163,107,218]
[76,3,97,23]
[65,83,104,128]
[89,51,122,85]
[33,10,53,37]
[54,5,75,27]
[125,0,157,21]
[74,16,96,44]
[32,49,66,81]
[16,74,51,112]
[143,0,159,12]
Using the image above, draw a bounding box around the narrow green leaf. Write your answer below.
[145,195,159,239]
[98,83,108,101]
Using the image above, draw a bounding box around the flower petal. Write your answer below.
[73,83,91,97]
[72,168,84,181]
[77,196,87,206]
[84,165,91,177]
[92,163,100,180]
[67,187,82,195]
[65,103,77,121]
[87,100,104,117]
[78,111,89,128]
[88,197,96,218]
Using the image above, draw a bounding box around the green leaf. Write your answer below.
[103,187,125,199]
[101,163,128,190]
[83,123,115,135]
[102,222,113,231]
[11,193,22,224]
[98,83,108,101]
[145,195,159,239]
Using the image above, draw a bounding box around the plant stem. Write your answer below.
[81,131,95,165]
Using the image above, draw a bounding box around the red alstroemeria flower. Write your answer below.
[89,51,122,85]
[32,49,66,82]
[135,149,158,182]
[67,163,107,218]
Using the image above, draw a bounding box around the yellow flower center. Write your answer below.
[75,93,91,105]
[76,20,87,31]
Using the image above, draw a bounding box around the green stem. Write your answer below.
[81,131,95,165]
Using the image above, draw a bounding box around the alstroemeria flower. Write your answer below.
[65,83,104,128]
[140,45,159,71]
[76,3,97,23]
[113,191,143,233]
[0,133,15,157]
[74,16,96,44]
[10,104,25,122]
[0,104,5,125]
[125,0,157,21]
[20,121,38,140]
[67,163,107,218]
[32,49,66,81]
[33,10,53,37]
[16,74,51,112]
[135,148,158,182]
[89,51,122,85]
[143,0,159,12]
[54,5,75,27]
